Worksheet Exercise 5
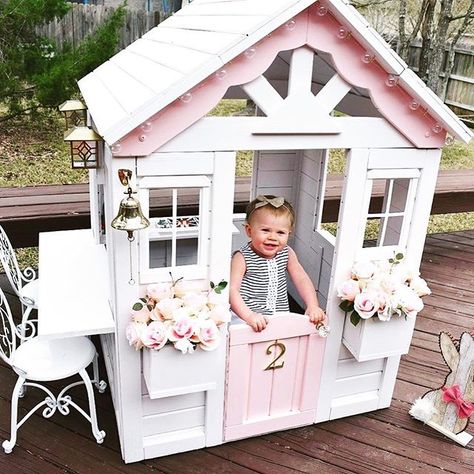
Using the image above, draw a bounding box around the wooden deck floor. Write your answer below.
[0,231,473,473]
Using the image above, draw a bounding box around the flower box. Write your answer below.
[342,313,416,362]
[143,344,220,399]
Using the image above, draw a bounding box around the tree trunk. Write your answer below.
[426,0,453,94]
[397,0,407,57]
[438,0,474,100]
[419,0,437,83]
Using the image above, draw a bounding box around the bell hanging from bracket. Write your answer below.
[111,169,150,241]
[111,169,150,285]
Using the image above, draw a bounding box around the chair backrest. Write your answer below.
[0,225,23,297]
[0,286,17,365]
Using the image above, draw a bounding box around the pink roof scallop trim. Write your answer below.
[113,6,445,156]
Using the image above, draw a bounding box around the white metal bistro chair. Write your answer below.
[0,287,106,454]
[0,225,38,337]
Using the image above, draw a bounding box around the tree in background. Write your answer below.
[0,0,125,121]
[352,0,474,99]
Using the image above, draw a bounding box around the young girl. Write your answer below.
[230,195,326,332]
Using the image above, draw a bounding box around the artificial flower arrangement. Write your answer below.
[126,277,230,354]
[337,253,431,327]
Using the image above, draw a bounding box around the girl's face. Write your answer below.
[245,209,291,259]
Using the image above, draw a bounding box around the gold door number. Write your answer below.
[264,341,286,371]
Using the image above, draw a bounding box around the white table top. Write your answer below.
[38,229,115,339]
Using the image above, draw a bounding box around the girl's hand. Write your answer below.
[244,311,269,332]
[306,306,326,325]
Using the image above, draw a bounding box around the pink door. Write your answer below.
[224,313,326,441]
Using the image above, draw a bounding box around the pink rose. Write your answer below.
[141,321,168,350]
[354,291,379,319]
[196,320,220,351]
[376,292,394,321]
[125,322,147,350]
[132,305,152,324]
[337,279,360,302]
[168,316,195,341]
[147,282,174,302]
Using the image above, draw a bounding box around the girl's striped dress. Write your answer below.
[238,243,289,315]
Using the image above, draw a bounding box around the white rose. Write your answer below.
[173,338,195,354]
[207,291,227,308]
[209,303,231,325]
[182,293,208,313]
[410,277,431,297]
[396,286,424,318]
[155,297,183,320]
[352,261,377,280]
[174,280,204,298]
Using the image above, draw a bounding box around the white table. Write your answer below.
[38,229,115,339]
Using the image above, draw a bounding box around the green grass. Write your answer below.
[0,111,88,187]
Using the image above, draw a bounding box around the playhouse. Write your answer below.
[77,0,472,463]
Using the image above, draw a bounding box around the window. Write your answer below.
[138,176,211,283]
[362,169,420,249]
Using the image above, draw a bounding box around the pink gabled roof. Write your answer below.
[79,0,471,149]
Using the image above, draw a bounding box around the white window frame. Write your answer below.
[360,168,420,258]
[138,175,211,283]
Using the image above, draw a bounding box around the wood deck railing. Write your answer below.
[1,169,473,248]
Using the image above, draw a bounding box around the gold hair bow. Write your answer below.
[254,195,285,209]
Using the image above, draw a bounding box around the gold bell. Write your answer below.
[111,187,150,240]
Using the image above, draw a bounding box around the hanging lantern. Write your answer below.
[58,100,87,129]
[63,126,102,169]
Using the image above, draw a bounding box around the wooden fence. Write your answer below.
[407,40,474,123]
[37,3,162,51]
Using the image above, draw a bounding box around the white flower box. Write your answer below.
[142,345,220,399]
[342,313,417,362]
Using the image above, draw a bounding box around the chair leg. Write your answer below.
[18,305,34,340]
[78,368,106,444]
[2,377,25,454]
[92,352,107,393]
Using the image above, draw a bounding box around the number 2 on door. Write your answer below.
[264,341,286,371]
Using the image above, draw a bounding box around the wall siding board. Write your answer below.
[142,406,205,437]
[141,392,205,417]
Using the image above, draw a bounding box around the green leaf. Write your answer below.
[389,258,394,263]
[396,252,404,260]
[210,281,215,289]
[139,297,147,303]
[350,310,361,326]
[132,302,143,311]
[339,300,354,312]
[217,280,228,290]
